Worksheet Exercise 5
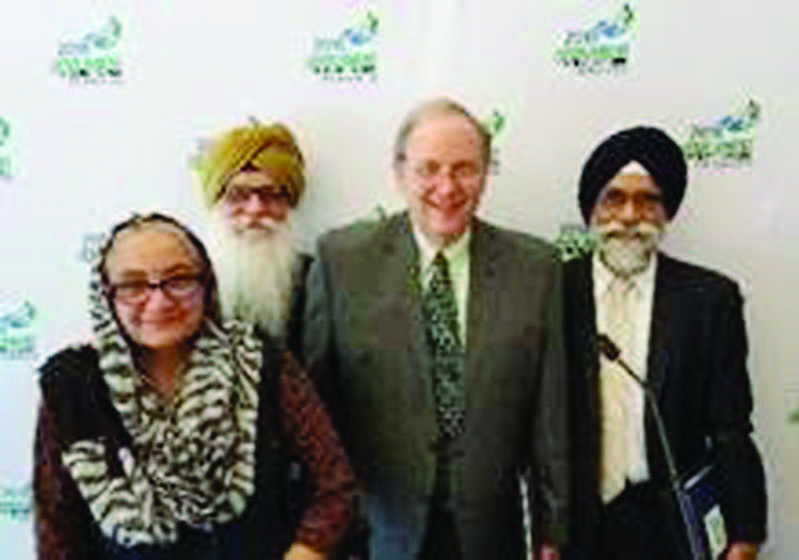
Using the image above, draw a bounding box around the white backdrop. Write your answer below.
[0,1,796,558]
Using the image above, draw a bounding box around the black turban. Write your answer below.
[578,126,687,222]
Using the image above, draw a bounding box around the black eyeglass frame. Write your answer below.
[105,273,207,305]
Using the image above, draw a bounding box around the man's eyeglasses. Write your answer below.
[107,274,205,305]
[406,160,484,183]
[222,186,291,206]
[595,189,664,215]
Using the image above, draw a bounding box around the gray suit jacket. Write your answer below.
[304,212,569,560]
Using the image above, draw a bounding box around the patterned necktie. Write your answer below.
[422,252,466,440]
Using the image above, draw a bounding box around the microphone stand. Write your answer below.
[597,333,706,560]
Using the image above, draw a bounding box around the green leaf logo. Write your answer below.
[484,110,506,138]
[0,119,10,148]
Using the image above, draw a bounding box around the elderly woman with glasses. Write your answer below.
[33,213,353,560]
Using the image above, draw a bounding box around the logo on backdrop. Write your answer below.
[554,3,637,76]
[307,8,379,82]
[78,232,108,263]
[482,109,507,176]
[188,137,212,173]
[0,299,37,360]
[0,482,31,522]
[787,389,799,425]
[0,118,9,147]
[0,118,12,179]
[681,98,761,169]
[554,222,595,262]
[53,16,123,84]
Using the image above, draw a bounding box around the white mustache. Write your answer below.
[592,220,664,277]
[594,221,663,240]
[235,215,288,237]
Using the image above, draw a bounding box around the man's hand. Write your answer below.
[727,542,758,560]
[284,542,326,560]
[538,543,560,560]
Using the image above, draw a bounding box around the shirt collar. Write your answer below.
[412,225,471,275]
[592,250,657,297]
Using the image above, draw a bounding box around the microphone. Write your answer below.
[597,333,708,560]
[597,332,679,479]
[596,333,620,360]
[597,333,648,390]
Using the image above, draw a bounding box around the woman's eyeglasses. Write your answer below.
[107,274,205,305]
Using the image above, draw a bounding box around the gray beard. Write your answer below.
[207,216,297,339]
[592,221,664,277]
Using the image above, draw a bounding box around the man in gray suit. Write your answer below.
[304,98,568,560]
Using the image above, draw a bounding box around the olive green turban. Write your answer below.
[199,122,306,208]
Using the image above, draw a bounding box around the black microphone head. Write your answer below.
[597,333,621,361]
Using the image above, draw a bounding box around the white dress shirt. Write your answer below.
[412,227,471,346]
[593,251,657,501]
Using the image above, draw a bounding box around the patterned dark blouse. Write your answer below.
[33,345,353,560]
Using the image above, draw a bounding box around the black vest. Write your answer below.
[38,340,296,560]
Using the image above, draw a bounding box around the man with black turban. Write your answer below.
[196,121,311,355]
[563,126,767,560]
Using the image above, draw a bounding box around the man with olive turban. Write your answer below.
[563,126,767,560]
[197,121,311,354]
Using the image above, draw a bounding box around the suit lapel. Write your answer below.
[572,256,600,385]
[644,253,696,481]
[464,220,499,407]
[568,256,602,501]
[378,214,437,418]
[647,253,678,402]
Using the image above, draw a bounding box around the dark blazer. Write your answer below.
[563,252,767,559]
[286,252,314,359]
[304,212,569,560]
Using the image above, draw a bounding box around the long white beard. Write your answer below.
[207,214,297,338]
[591,220,665,277]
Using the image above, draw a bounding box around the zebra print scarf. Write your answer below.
[61,264,262,547]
